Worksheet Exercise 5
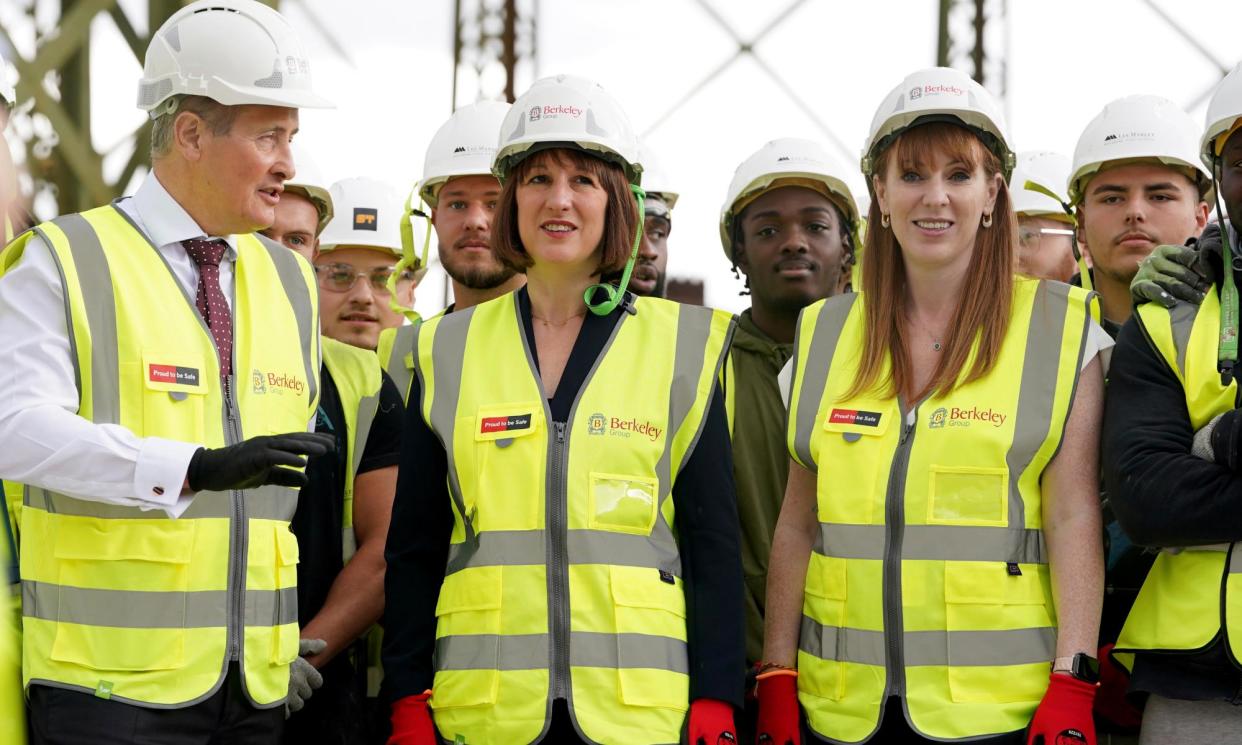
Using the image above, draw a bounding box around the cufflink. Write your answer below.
[153,486,165,496]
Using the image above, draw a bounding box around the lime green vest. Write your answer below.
[321,337,383,562]
[0,215,23,741]
[1,206,320,708]
[787,278,1094,742]
[377,322,420,405]
[415,292,733,745]
[1115,290,1242,667]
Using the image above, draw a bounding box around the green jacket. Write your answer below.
[722,309,794,665]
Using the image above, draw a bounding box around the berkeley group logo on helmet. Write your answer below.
[912,84,964,100]
[529,104,583,122]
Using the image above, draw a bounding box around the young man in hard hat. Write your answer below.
[1103,63,1242,743]
[317,177,418,352]
[1070,95,1210,336]
[261,157,405,745]
[1010,150,1080,283]
[621,143,677,298]
[717,137,857,737]
[377,101,521,401]
[0,2,336,741]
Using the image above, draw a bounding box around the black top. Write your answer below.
[1103,239,1242,700]
[291,366,404,626]
[382,288,745,708]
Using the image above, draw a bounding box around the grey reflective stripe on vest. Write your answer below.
[23,581,297,628]
[437,631,689,674]
[792,296,858,468]
[815,523,1045,564]
[342,379,382,563]
[386,324,417,402]
[1162,301,1200,377]
[28,484,298,521]
[45,214,120,425]
[1230,544,1242,574]
[799,615,1055,668]
[260,238,319,406]
[446,528,682,577]
[417,309,479,543]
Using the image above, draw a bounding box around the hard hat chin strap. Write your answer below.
[1212,161,1240,385]
[584,183,646,316]
[388,190,431,321]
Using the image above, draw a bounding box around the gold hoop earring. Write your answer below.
[881,213,891,228]
[981,212,993,228]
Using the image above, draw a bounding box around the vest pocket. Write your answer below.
[588,473,659,535]
[801,556,848,701]
[943,562,1054,704]
[927,466,1008,526]
[137,353,208,445]
[432,567,502,708]
[609,565,689,711]
[49,519,195,672]
[270,527,300,665]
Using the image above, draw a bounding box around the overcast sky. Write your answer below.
[8,0,1242,316]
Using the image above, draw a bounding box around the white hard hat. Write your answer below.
[862,66,1014,179]
[719,137,861,262]
[638,142,678,209]
[319,177,404,257]
[1068,94,1209,205]
[283,141,333,235]
[1010,151,1073,219]
[1202,62,1242,169]
[137,0,332,115]
[493,74,641,184]
[418,100,510,208]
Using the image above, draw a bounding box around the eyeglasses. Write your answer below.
[315,263,416,294]
[1017,225,1075,249]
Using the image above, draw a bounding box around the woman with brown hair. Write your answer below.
[381,75,744,745]
[754,67,1107,745]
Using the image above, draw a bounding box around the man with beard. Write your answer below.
[377,101,519,402]
[716,138,858,736]
[1069,95,1210,335]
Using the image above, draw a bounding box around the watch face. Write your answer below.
[1074,653,1100,683]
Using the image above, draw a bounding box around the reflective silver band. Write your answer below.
[259,236,319,406]
[792,296,858,469]
[386,324,417,402]
[27,484,297,522]
[436,630,688,674]
[799,615,1055,668]
[815,523,1046,564]
[446,529,682,577]
[23,580,297,628]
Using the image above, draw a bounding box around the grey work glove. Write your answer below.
[285,638,327,717]
[1131,243,1214,308]
[1192,413,1223,462]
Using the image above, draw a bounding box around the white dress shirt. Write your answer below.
[0,172,241,517]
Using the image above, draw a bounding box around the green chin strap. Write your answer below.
[1023,179,1092,292]
[584,183,646,316]
[1211,160,1239,385]
[387,188,432,322]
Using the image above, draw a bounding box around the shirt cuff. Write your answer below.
[134,437,201,518]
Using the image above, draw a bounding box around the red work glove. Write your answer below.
[754,671,800,745]
[1093,644,1141,732]
[689,698,737,744]
[387,692,436,745]
[1026,673,1097,745]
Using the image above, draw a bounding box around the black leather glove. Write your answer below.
[186,432,335,492]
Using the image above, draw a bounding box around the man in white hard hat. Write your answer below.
[1010,151,1080,283]
[317,177,418,351]
[0,2,337,742]
[624,142,678,298]
[377,101,520,402]
[1103,62,1242,743]
[716,137,858,739]
[260,158,405,745]
[1070,95,1211,336]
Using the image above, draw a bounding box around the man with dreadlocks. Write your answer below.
[715,138,859,735]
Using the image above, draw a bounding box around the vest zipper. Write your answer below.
[882,408,917,702]
[549,420,571,700]
[223,374,245,662]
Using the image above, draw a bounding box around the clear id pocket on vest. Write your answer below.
[927,466,1008,526]
[588,473,659,535]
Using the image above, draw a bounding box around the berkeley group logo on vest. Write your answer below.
[251,368,306,396]
[929,405,1007,429]
[586,412,662,441]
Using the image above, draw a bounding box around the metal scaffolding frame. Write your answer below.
[452,0,537,110]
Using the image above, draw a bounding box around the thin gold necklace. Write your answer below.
[532,310,587,327]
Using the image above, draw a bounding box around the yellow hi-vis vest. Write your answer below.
[0,206,320,708]
[377,322,420,405]
[1115,289,1242,667]
[414,292,734,745]
[787,277,1094,743]
[0,216,23,742]
[321,337,383,562]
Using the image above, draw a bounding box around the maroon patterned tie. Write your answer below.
[182,239,233,379]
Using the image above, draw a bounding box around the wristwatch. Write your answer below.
[1052,653,1099,684]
